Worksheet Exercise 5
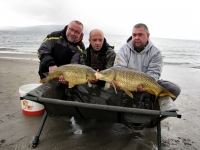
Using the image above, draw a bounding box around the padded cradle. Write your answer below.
[23,79,181,150]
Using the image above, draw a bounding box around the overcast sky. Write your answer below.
[0,0,200,40]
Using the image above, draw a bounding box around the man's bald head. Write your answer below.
[89,29,104,38]
[89,29,104,51]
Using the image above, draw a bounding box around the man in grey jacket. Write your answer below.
[114,23,181,100]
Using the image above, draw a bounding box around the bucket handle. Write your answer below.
[20,96,38,102]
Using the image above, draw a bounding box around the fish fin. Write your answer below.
[124,89,133,98]
[40,78,46,83]
[146,90,158,101]
[88,81,92,87]
[159,88,176,99]
[104,82,111,90]
[39,72,50,83]
[68,83,75,88]
[43,72,49,77]
[111,81,117,94]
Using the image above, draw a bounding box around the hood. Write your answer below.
[126,36,153,54]
[62,25,84,44]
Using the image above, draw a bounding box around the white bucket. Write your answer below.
[19,84,45,116]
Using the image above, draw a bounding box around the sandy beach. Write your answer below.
[0,53,200,150]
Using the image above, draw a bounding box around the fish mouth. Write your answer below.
[95,72,102,79]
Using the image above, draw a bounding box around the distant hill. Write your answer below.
[0,25,90,34]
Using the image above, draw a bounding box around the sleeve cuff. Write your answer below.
[47,61,56,67]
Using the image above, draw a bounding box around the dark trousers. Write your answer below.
[157,79,181,100]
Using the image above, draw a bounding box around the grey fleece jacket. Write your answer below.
[113,37,163,81]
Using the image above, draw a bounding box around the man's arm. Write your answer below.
[113,45,130,67]
[105,48,116,69]
[145,50,163,81]
[79,50,87,65]
[38,35,56,68]
[71,43,85,64]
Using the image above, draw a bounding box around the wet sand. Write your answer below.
[0,54,200,150]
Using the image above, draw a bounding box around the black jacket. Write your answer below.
[38,25,85,79]
[84,38,115,71]
[80,38,116,86]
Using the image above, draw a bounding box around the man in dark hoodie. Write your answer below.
[80,29,116,86]
[38,20,85,83]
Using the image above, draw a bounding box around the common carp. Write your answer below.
[40,64,96,88]
[95,67,176,99]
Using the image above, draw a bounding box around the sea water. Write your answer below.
[0,30,200,67]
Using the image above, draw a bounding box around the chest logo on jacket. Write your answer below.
[115,58,120,64]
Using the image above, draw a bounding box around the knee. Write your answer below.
[173,83,181,97]
[158,79,181,98]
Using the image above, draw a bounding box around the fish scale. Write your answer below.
[96,67,176,99]
[40,64,96,88]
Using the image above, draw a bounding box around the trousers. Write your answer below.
[157,79,181,100]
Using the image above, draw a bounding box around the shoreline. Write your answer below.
[0,53,200,149]
[0,52,38,61]
[0,52,199,69]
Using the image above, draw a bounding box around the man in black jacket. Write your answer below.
[80,29,116,86]
[38,20,85,83]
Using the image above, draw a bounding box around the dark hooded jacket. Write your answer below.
[80,38,116,86]
[38,25,85,79]
[80,38,115,71]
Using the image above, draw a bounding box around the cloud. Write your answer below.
[7,0,74,25]
[0,0,200,40]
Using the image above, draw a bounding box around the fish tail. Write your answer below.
[159,88,176,99]
[39,78,47,83]
[43,72,49,77]
[39,72,51,83]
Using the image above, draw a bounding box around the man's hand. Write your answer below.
[89,79,98,83]
[89,69,99,83]
[59,75,68,84]
[137,85,145,92]
[112,81,121,90]
[112,83,145,92]
[49,66,68,84]
[49,65,57,72]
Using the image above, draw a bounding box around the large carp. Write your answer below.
[95,67,176,99]
[40,64,96,88]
